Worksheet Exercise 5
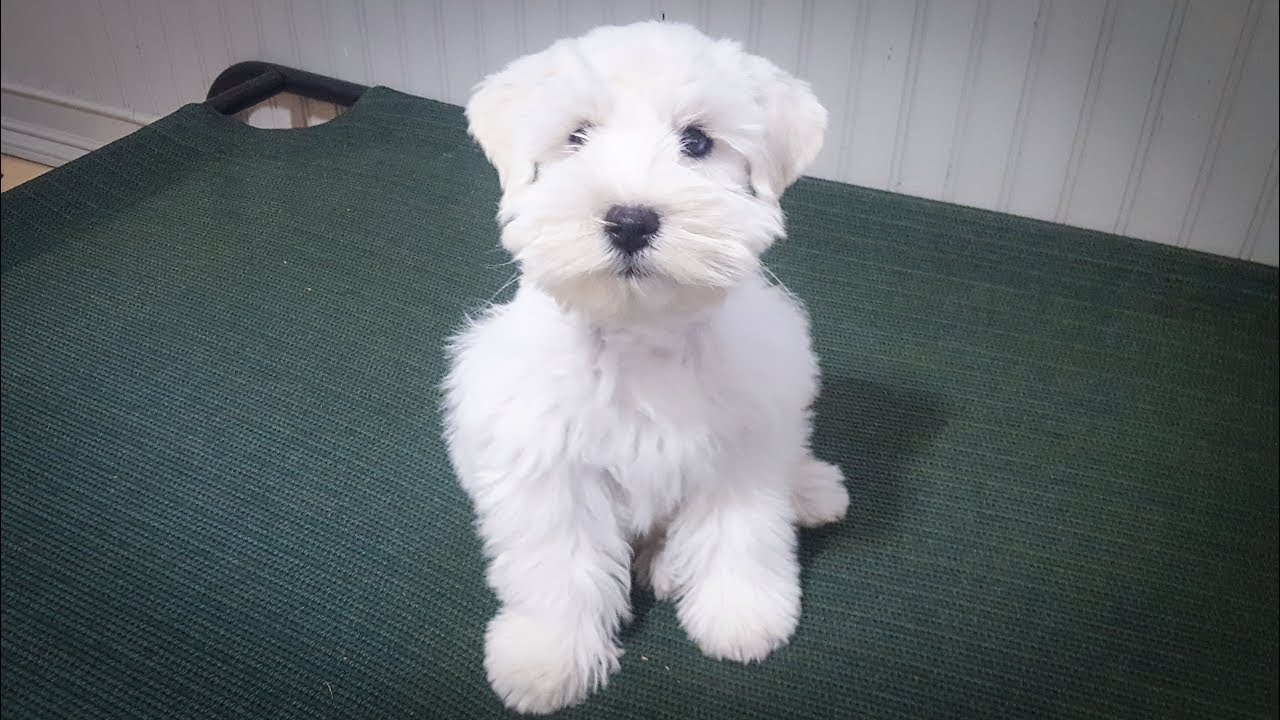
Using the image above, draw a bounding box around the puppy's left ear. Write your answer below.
[745,55,828,202]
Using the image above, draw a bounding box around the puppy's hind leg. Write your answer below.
[632,526,680,601]
[791,457,848,528]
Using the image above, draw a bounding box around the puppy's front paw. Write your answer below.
[677,573,800,663]
[484,608,620,714]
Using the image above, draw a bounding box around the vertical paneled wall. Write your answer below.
[2,0,1276,265]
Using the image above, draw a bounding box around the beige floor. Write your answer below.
[2,155,53,192]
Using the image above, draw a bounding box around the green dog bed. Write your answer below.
[2,87,1276,719]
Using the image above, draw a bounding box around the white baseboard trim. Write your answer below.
[1,83,158,167]
[1,119,95,166]
[1,83,160,125]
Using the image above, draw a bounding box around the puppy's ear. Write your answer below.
[744,55,828,202]
[465,51,554,191]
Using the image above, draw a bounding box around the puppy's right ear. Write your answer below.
[465,71,530,190]
[466,48,561,191]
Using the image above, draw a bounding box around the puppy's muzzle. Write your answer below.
[604,205,661,255]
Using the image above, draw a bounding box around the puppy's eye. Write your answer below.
[680,126,713,158]
[568,124,591,148]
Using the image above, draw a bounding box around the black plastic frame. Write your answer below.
[205,62,368,116]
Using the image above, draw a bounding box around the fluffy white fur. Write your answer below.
[442,21,849,715]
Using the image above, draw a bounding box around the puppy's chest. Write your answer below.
[576,332,730,527]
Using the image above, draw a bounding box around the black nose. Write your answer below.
[604,205,661,255]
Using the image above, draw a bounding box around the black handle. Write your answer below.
[205,62,369,116]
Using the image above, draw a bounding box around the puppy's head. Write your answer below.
[466,21,827,323]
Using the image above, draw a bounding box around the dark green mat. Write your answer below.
[2,88,1276,719]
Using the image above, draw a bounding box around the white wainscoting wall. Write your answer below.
[2,0,1277,265]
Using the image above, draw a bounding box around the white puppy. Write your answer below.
[442,21,849,715]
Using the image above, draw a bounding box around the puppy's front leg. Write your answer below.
[471,465,631,715]
[662,468,801,663]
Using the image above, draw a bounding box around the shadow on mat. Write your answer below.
[800,375,949,563]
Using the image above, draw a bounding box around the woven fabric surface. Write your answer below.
[1,88,1276,720]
